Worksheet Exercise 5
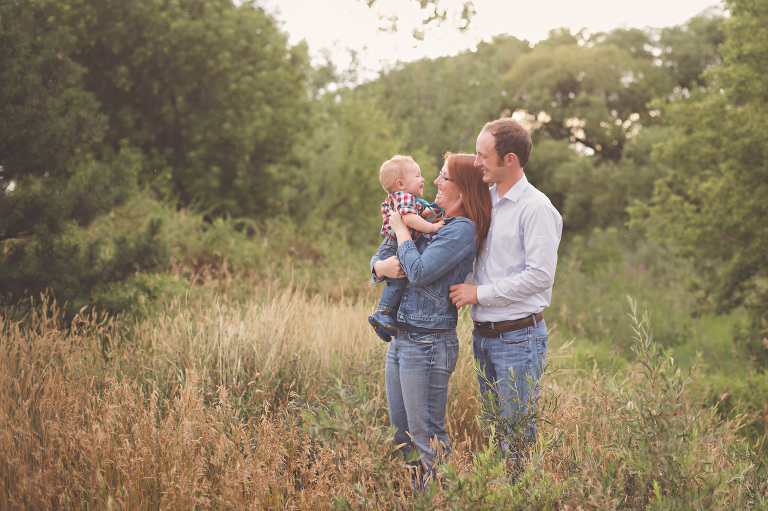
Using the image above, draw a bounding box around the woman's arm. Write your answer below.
[397,218,477,288]
[388,209,413,246]
[370,237,406,281]
[372,257,406,280]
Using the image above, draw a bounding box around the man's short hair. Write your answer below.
[483,118,532,167]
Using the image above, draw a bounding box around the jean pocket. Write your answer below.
[536,335,548,367]
[499,328,531,346]
[420,286,445,307]
[447,338,459,372]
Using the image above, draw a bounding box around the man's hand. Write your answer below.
[449,283,478,309]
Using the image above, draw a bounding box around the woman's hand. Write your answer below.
[374,256,406,280]
[389,209,404,231]
[389,209,412,245]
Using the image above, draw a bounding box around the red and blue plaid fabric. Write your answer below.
[380,191,426,239]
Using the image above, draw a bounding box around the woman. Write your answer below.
[371,152,491,487]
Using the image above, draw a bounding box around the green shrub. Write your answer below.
[552,229,725,365]
[603,297,754,508]
[413,436,566,510]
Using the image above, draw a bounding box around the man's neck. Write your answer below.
[495,171,524,198]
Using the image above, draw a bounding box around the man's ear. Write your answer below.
[504,152,518,167]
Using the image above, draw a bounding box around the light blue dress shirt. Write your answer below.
[470,174,563,323]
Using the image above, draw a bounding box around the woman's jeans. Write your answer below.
[472,318,548,456]
[385,329,459,479]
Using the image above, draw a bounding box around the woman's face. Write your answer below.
[434,162,462,214]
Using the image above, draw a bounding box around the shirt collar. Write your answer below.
[492,174,529,203]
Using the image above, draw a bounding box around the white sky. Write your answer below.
[261,0,724,80]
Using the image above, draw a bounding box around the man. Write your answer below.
[449,118,562,456]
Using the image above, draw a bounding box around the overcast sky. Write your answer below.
[261,0,724,79]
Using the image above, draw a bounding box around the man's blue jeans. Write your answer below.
[472,318,548,454]
[385,329,459,478]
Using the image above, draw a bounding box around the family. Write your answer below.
[369,117,563,488]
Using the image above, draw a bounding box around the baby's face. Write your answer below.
[400,162,425,197]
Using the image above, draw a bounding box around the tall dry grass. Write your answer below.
[128,284,380,405]
[0,291,406,509]
[0,291,764,510]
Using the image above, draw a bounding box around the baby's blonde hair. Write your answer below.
[379,155,416,192]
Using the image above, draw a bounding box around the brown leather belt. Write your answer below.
[473,312,544,338]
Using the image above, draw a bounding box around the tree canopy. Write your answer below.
[635,0,767,362]
[0,0,314,312]
[49,0,313,217]
[0,0,114,241]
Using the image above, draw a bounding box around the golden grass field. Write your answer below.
[0,288,764,509]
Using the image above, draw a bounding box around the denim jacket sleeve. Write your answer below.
[370,243,386,284]
[396,217,477,288]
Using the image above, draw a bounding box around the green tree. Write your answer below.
[658,9,726,92]
[530,126,676,237]
[359,34,531,168]
[0,0,162,315]
[503,29,672,162]
[498,20,726,236]
[635,0,768,366]
[50,0,312,218]
[298,93,409,248]
[0,0,109,241]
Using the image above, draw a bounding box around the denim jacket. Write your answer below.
[370,216,478,331]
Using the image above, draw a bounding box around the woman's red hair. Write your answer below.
[444,152,491,250]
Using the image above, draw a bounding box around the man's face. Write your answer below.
[474,129,504,184]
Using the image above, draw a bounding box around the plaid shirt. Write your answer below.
[380,191,426,239]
